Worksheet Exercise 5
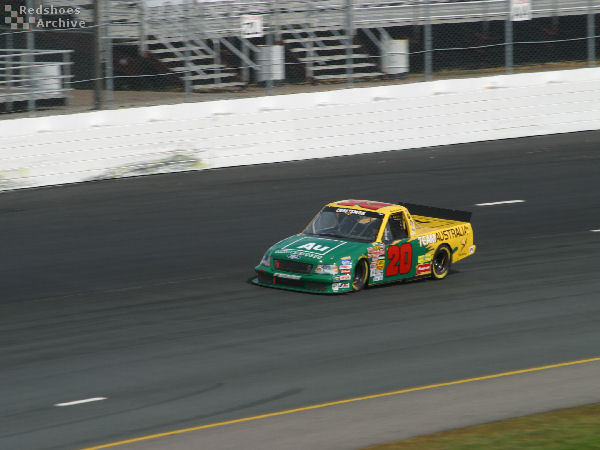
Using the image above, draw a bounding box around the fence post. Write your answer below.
[588,0,596,67]
[138,0,147,55]
[424,1,432,81]
[266,0,274,95]
[184,0,192,97]
[505,0,513,74]
[345,0,354,88]
[62,51,72,107]
[105,0,114,108]
[26,0,35,116]
[93,0,103,109]
[6,33,14,113]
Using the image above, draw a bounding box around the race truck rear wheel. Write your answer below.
[352,259,369,291]
[431,245,452,280]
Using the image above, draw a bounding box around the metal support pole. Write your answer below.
[274,0,281,44]
[306,4,314,83]
[345,0,354,88]
[424,1,432,81]
[6,33,14,113]
[26,0,35,116]
[63,51,72,107]
[105,0,114,108]
[588,0,596,67]
[266,0,274,95]
[138,0,147,55]
[505,0,513,74]
[93,0,103,109]
[184,0,191,97]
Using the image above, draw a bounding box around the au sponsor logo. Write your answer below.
[297,242,330,252]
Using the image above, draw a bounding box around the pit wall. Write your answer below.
[1,67,599,191]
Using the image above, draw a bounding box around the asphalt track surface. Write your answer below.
[1,130,599,449]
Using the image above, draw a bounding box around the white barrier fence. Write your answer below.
[1,67,600,191]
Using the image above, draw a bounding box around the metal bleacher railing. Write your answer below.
[0,48,73,114]
[0,0,598,116]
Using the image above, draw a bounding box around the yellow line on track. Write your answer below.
[84,356,600,449]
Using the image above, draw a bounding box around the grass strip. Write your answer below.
[366,403,600,450]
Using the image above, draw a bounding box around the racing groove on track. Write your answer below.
[1,131,599,449]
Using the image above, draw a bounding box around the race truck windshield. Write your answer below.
[303,206,384,242]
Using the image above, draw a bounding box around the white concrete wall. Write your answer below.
[1,67,599,191]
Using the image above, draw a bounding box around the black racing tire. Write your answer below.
[431,245,452,280]
[352,259,369,291]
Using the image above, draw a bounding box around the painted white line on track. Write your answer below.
[475,200,526,206]
[591,229,600,233]
[55,397,107,407]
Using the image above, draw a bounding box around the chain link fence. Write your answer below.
[0,0,598,117]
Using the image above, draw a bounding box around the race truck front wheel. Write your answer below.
[431,245,452,280]
[352,259,369,291]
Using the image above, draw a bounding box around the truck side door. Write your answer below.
[382,211,415,282]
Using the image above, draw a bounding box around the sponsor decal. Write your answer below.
[274,272,301,280]
[469,245,475,255]
[288,254,301,260]
[336,208,366,216]
[282,238,347,259]
[416,263,431,274]
[369,246,386,280]
[418,253,433,264]
[367,243,386,259]
[435,225,469,242]
[332,283,339,291]
[334,276,340,281]
[418,233,437,247]
[339,274,351,281]
[340,283,350,289]
[340,264,352,272]
[298,242,330,252]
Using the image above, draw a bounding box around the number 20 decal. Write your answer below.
[385,243,413,276]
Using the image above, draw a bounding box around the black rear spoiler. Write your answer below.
[397,202,472,223]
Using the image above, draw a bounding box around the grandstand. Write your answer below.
[1,0,598,108]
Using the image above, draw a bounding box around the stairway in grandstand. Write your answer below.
[143,1,245,90]
[36,0,244,90]
[144,39,245,91]
[282,24,382,82]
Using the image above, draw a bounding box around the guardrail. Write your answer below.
[0,67,598,191]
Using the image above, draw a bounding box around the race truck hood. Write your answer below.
[269,234,369,264]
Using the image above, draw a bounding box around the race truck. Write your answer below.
[253,199,476,294]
